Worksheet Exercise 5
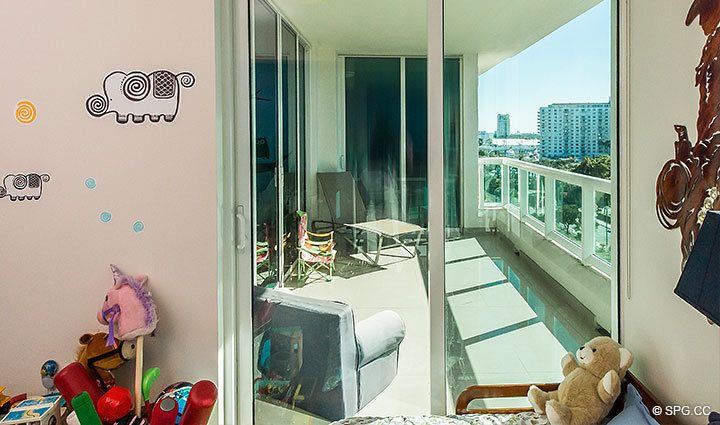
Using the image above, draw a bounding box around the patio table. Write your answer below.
[345,219,425,265]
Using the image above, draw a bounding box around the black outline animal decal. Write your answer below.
[0,173,50,201]
[86,70,195,124]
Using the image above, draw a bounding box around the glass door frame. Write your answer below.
[219,0,625,422]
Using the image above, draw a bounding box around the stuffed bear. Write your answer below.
[527,336,633,425]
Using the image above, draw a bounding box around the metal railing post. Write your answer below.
[519,168,528,219]
[501,162,509,206]
[545,176,556,237]
[581,187,596,262]
[478,162,485,210]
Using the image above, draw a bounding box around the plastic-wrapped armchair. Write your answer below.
[253,287,406,421]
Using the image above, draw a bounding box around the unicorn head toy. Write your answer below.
[98,265,158,347]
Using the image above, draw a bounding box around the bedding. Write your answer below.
[330,412,549,425]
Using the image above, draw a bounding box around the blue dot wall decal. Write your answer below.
[84,178,97,189]
[132,220,145,233]
[99,211,112,223]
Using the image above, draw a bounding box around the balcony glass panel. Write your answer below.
[528,172,545,222]
[595,191,611,263]
[483,163,501,203]
[509,166,519,207]
[555,180,582,244]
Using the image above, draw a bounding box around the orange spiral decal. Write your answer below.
[15,100,37,124]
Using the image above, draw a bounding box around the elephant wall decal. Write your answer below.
[86,70,195,124]
[0,173,51,201]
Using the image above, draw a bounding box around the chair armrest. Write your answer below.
[355,311,406,368]
[455,383,559,415]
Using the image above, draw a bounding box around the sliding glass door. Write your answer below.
[253,0,280,286]
[344,57,460,229]
[250,1,431,423]
[443,0,616,409]
[252,0,308,288]
[240,0,619,423]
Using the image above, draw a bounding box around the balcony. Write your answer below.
[478,157,612,275]
[477,157,612,331]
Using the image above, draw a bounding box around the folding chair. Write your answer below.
[297,211,337,282]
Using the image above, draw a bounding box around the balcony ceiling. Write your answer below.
[271,0,602,75]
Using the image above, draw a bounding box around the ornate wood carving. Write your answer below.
[656,0,720,263]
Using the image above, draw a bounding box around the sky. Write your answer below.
[478,0,611,134]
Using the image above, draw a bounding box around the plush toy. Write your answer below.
[98,264,158,417]
[98,265,158,344]
[76,332,136,389]
[527,336,633,425]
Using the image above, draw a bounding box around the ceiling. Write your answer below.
[271,0,602,75]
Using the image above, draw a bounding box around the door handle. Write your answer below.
[236,205,247,251]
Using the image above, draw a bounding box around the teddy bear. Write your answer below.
[527,336,633,425]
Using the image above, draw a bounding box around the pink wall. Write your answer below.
[0,0,218,398]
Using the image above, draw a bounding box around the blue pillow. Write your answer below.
[606,384,660,425]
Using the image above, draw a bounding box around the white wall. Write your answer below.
[0,0,218,401]
[624,1,720,422]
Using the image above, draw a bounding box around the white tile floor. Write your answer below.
[445,238,486,262]
[445,257,507,293]
[447,283,538,338]
[287,239,567,418]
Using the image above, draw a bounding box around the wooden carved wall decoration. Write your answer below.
[656,0,720,264]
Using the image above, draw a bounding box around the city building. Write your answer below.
[495,113,510,138]
[538,102,610,158]
[479,137,539,159]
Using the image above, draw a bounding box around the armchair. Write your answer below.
[253,287,406,421]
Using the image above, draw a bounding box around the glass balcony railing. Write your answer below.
[478,157,612,275]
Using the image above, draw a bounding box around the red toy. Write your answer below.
[150,397,178,425]
[96,386,133,423]
[177,381,217,425]
[55,362,104,405]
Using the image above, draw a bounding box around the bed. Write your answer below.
[331,373,671,425]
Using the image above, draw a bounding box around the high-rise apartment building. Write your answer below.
[495,114,510,138]
[538,102,610,158]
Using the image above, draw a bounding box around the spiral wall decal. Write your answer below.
[123,73,150,101]
[177,72,196,88]
[15,100,37,124]
[86,95,108,117]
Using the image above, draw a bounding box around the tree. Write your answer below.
[572,155,611,179]
[558,204,580,234]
